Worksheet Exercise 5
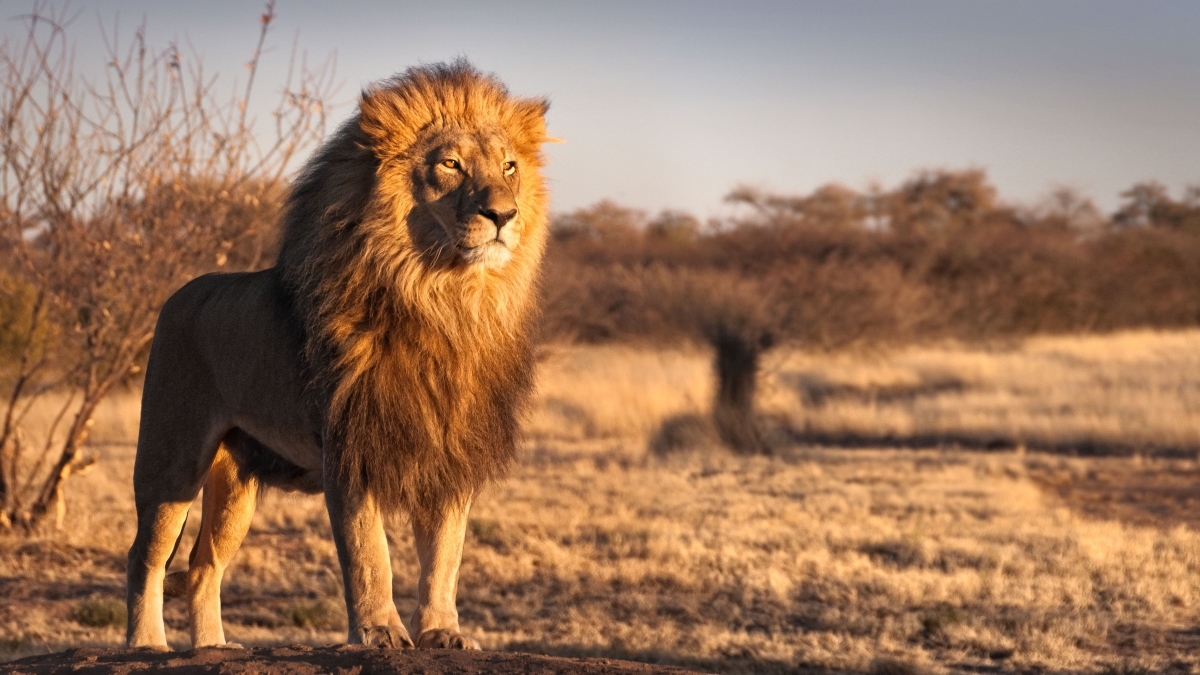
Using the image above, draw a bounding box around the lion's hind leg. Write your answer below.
[186,443,257,648]
[127,415,224,650]
[126,499,193,649]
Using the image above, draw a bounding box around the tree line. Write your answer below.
[541,171,1200,451]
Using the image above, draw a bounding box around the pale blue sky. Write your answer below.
[8,0,1199,216]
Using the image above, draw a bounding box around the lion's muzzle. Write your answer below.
[458,191,520,268]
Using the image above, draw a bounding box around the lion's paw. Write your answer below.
[357,625,414,649]
[416,628,481,650]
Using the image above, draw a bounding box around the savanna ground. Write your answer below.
[4,330,1200,674]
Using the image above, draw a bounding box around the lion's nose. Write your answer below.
[481,207,518,230]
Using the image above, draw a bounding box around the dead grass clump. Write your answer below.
[468,518,507,550]
[282,601,342,630]
[868,657,926,675]
[649,414,720,455]
[1098,661,1151,675]
[68,598,125,628]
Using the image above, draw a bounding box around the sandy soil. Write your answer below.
[1030,456,1200,531]
[1,645,710,675]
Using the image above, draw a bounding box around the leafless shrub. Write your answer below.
[0,2,334,531]
[644,269,783,453]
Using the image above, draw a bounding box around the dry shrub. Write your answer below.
[649,413,720,455]
[868,657,926,675]
[283,600,343,630]
[0,2,333,531]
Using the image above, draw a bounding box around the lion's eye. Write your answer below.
[441,159,460,170]
[502,160,516,176]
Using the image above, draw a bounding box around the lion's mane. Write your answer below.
[275,61,551,521]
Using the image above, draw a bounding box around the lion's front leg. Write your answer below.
[410,499,480,650]
[325,475,412,649]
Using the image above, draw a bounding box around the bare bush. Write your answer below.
[0,2,333,531]
[642,269,783,453]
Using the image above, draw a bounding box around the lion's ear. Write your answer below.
[359,86,420,158]
[508,97,552,156]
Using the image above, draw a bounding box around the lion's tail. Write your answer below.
[161,509,189,598]
[163,571,188,598]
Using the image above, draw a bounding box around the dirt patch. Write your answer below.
[1028,455,1200,530]
[1,645,710,675]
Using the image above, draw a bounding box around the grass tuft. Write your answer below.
[1099,662,1151,675]
[283,600,338,630]
[69,597,126,628]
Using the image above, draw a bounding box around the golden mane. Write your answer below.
[275,61,552,521]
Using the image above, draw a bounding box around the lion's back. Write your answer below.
[151,269,302,376]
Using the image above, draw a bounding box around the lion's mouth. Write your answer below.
[459,240,512,269]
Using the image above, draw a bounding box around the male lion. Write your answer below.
[125,61,552,651]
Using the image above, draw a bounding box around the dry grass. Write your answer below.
[761,329,1200,452]
[5,330,1200,674]
[529,345,712,441]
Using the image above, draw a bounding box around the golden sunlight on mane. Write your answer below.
[275,60,554,520]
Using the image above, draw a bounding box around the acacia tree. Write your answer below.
[1112,182,1200,232]
[633,267,786,454]
[693,275,780,454]
[0,2,334,531]
[545,203,795,454]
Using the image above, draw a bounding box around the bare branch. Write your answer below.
[0,1,335,530]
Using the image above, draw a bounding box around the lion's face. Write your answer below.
[406,128,527,270]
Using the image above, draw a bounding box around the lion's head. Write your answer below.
[398,126,525,270]
[356,62,551,273]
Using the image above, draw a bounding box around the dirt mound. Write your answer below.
[2,645,707,675]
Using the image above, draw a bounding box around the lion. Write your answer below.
[125,61,552,651]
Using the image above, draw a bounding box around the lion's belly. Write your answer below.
[234,416,323,473]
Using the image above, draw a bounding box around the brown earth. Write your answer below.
[1028,455,1200,531]
[1,645,711,675]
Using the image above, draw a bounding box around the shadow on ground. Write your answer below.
[507,642,839,675]
[3,644,712,675]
